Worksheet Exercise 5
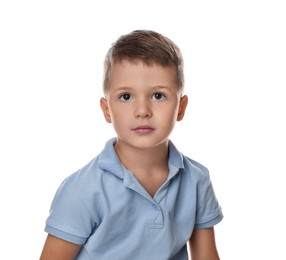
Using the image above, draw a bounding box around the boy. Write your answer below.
[40,30,223,259]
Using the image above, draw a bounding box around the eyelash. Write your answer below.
[118,93,133,101]
[152,92,166,101]
[118,92,167,102]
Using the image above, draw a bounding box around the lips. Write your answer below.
[133,125,154,134]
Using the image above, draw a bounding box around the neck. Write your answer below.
[114,140,169,172]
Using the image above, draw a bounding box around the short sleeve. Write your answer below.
[45,174,98,244]
[194,175,223,229]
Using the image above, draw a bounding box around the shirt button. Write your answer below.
[152,204,159,211]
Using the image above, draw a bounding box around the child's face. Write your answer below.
[100,60,188,150]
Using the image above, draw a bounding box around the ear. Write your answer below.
[177,95,188,121]
[100,97,112,123]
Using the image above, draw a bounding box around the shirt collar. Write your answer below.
[98,138,125,179]
[167,140,184,178]
[98,138,184,179]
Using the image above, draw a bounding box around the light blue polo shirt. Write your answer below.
[45,138,223,259]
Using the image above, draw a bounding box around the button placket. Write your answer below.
[147,201,164,229]
[123,170,165,229]
[152,203,159,211]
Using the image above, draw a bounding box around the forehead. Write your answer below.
[108,60,178,90]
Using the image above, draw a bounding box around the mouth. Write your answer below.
[132,126,155,134]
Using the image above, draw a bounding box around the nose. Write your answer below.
[134,99,152,118]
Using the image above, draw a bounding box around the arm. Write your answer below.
[189,227,220,260]
[40,234,82,260]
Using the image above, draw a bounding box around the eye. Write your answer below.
[119,93,132,101]
[152,92,166,101]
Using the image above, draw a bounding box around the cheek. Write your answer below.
[163,103,180,118]
[109,105,129,124]
[108,103,119,117]
[157,106,179,125]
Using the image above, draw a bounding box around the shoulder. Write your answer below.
[55,155,103,201]
[55,138,124,198]
[66,156,100,183]
[182,156,210,183]
[168,140,210,183]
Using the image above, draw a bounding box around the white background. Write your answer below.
[1,0,285,259]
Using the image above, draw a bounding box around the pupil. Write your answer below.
[124,94,130,100]
[155,93,162,99]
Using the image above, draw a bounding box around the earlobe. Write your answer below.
[100,97,112,123]
[177,95,188,121]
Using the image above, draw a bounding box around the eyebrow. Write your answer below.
[150,85,176,94]
[108,85,177,98]
[114,85,173,92]
[113,86,133,92]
